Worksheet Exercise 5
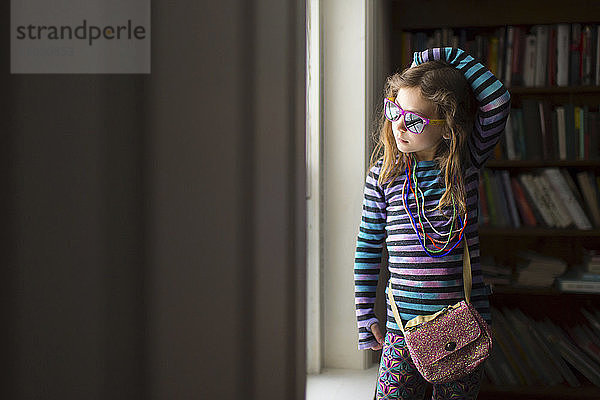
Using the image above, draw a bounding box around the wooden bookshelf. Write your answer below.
[486,160,600,168]
[389,1,600,397]
[509,85,600,95]
[480,383,600,400]
[480,227,600,237]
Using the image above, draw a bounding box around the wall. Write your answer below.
[322,0,370,369]
[2,1,306,399]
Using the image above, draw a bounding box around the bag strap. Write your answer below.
[387,242,472,334]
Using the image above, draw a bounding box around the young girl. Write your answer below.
[354,47,510,399]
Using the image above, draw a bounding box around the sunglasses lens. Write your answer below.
[384,100,401,121]
[404,112,426,134]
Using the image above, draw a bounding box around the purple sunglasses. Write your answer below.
[383,97,445,134]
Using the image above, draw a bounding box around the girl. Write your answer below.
[354,47,510,399]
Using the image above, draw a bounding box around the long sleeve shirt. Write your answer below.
[354,47,511,350]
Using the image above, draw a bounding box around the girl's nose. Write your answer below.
[395,115,406,132]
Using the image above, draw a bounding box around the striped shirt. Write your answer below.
[354,47,511,350]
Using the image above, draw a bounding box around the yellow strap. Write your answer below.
[387,242,472,332]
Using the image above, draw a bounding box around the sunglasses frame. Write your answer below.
[383,97,445,134]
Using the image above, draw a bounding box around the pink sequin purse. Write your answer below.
[386,243,492,384]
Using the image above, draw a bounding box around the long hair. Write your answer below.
[369,61,477,215]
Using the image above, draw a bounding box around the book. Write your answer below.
[504,111,517,160]
[511,26,526,87]
[530,174,561,227]
[541,168,593,230]
[491,170,512,227]
[515,251,567,287]
[555,106,567,160]
[544,319,600,386]
[489,322,520,385]
[523,34,537,87]
[557,24,571,86]
[576,171,600,227]
[538,100,554,159]
[570,23,582,86]
[564,103,577,160]
[500,170,521,228]
[519,173,553,227]
[534,174,572,228]
[589,112,599,160]
[568,324,600,365]
[596,25,600,84]
[510,177,537,226]
[504,26,514,87]
[503,308,552,385]
[582,25,595,85]
[583,248,600,273]
[548,25,558,86]
[534,25,549,87]
[556,269,600,293]
[482,169,499,226]
[521,99,543,159]
[534,318,581,387]
[516,312,567,386]
[493,309,535,385]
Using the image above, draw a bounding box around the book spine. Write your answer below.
[558,279,600,293]
[534,25,549,87]
[523,34,537,87]
[519,173,553,227]
[548,25,558,86]
[557,24,570,86]
[522,99,543,159]
[483,169,498,226]
[505,26,514,87]
[536,174,573,228]
[500,170,521,228]
[543,168,593,230]
[570,23,582,86]
[582,25,594,85]
[577,171,600,226]
[511,177,537,226]
[504,112,517,159]
[556,106,567,160]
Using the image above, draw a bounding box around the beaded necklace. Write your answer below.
[402,155,467,257]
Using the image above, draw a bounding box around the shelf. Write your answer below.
[486,160,600,168]
[480,383,600,399]
[489,285,600,296]
[479,227,600,237]
[508,85,600,95]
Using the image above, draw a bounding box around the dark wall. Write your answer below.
[2,1,306,399]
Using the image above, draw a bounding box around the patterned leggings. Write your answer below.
[376,331,484,400]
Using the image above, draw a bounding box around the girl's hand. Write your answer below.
[369,323,385,351]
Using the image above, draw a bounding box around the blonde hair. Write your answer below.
[369,61,476,214]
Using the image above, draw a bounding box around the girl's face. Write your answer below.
[391,86,448,161]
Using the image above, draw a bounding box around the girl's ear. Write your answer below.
[442,128,452,140]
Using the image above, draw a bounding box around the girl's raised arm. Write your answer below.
[413,47,511,169]
[354,160,387,350]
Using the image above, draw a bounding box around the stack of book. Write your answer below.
[485,307,600,387]
[398,24,600,88]
[556,266,600,294]
[555,250,600,294]
[500,102,600,161]
[584,248,600,273]
[481,256,513,287]
[515,251,567,288]
[479,168,599,229]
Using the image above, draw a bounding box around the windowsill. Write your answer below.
[306,365,379,400]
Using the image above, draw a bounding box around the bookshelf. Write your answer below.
[388,0,600,397]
